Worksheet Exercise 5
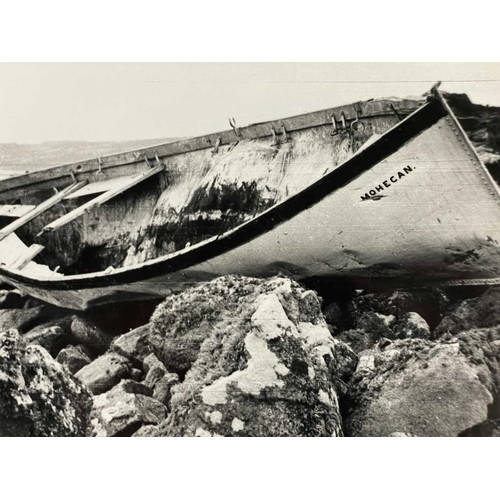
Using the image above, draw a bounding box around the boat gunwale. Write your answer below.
[0,98,423,198]
[0,96,455,290]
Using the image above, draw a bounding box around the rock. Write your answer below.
[75,353,131,395]
[23,326,69,357]
[392,312,431,340]
[345,337,498,437]
[153,373,180,407]
[118,379,153,397]
[0,289,27,309]
[336,329,373,354]
[379,337,393,350]
[110,324,151,365]
[88,380,167,437]
[0,306,60,334]
[458,419,500,437]
[357,311,395,338]
[141,353,179,404]
[435,288,500,336]
[26,315,73,336]
[56,345,92,374]
[143,353,168,389]
[323,300,351,334]
[131,425,161,437]
[0,329,91,436]
[351,289,447,329]
[156,276,349,437]
[70,317,113,354]
[143,353,166,373]
[355,353,376,376]
[389,432,415,437]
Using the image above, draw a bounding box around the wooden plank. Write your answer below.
[64,174,137,199]
[10,244,45,270]
[0,98,424,199]
[40,165,164,234]
[0,181,87,242]
[0,204,36,218]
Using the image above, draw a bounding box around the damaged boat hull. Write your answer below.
[2,92,500,310]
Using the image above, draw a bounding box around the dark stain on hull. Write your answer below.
[148,181,276,255]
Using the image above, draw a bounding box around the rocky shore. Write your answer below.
[1,276,499,437]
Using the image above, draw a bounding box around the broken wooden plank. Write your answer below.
[64,174,137,199]
[40,165,164,234]
[0,204,36,218]
[0,181,88,242]
[10,244,45,270]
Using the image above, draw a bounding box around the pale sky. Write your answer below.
[1,62,499,144]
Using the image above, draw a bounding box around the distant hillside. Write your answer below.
[0,138,180,178]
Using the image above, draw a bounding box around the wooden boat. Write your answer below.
[1,85,500,310]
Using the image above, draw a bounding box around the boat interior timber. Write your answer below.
[1,87,500,310]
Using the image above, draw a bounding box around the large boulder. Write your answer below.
[435,288,500,336]
[56,345,92,374]
[0,329,91,436]
[75,352,131,395]
[344,330,500,437]
[88,379,167,437]
[154,276,355,437]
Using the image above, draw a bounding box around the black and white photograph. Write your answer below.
[1,61,500,441]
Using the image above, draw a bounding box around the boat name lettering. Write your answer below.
[360,165,413,200]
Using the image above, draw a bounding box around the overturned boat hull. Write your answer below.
[1,91,500,310]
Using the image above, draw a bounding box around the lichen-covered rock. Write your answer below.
[351,289,448,329]
[110,324,151,365]
[336,329,374,354]
[71,317,113,354]
[75,352,131,395]
[56,345,92,374]
[0,329,91,436]
[392,312,431,340]
[335,311,396,354]
[155,276,353,437]
[88,380,167,437]
[23,326,69,357]
[344,334,500,437]
[435,288,500,336]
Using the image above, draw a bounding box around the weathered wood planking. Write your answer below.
[0,181,87,241]
[64,174,138,199]
[40,165,165,234]
[0,99,423,200]
[0,204,36,217]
